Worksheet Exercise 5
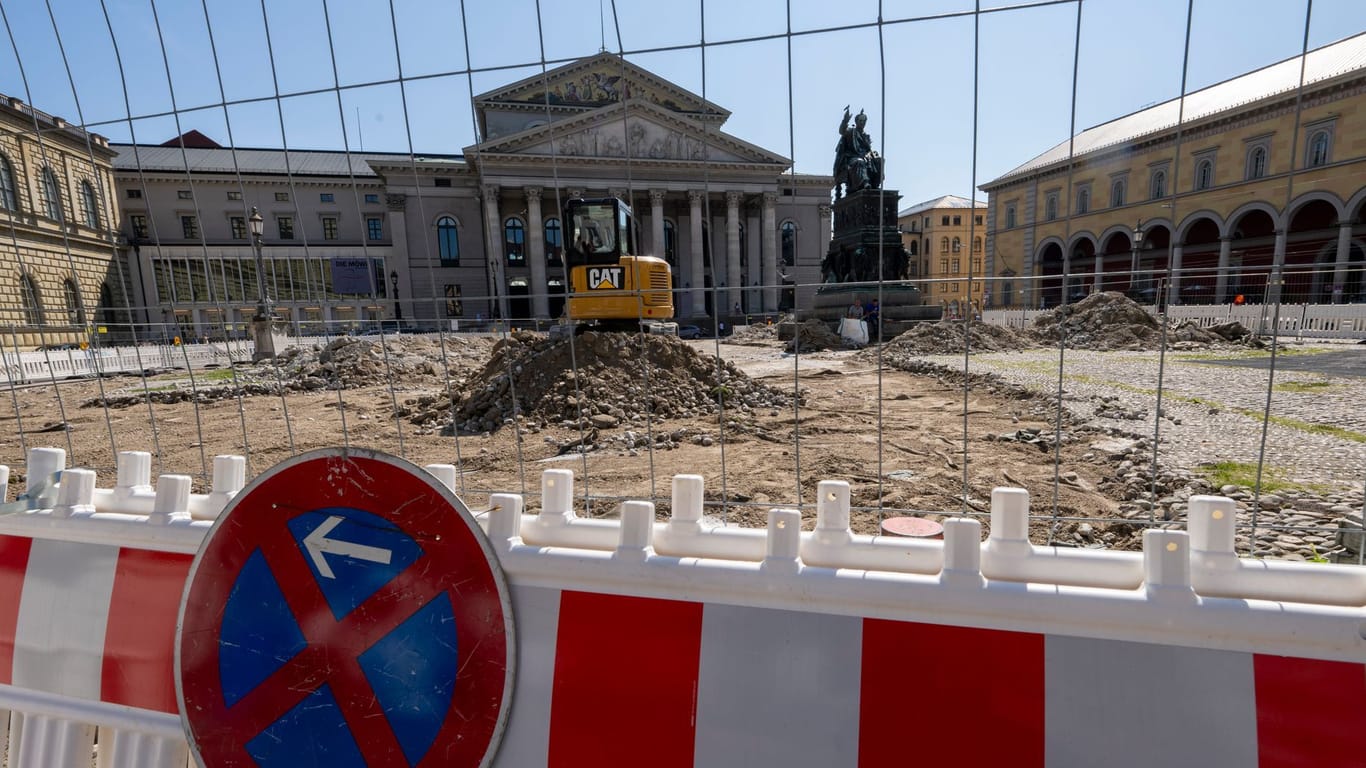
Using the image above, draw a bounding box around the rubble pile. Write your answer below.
[724,321,781,345]
[879,320,1035,356]
[784,319,847,353]
[1030,292,1164,350]
[416,330,796,435]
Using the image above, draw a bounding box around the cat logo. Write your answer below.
[587,267,624,290]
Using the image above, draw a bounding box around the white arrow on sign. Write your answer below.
[303,515,393,579]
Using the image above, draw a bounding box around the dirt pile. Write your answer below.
[1031,292,1163,350]
[879,320,1035,356]
[725,321,781,345]
[417,330,796,435]
[784,319,846,353]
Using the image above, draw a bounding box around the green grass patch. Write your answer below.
[1271,380,1335,393]
[197,368,238,382]
[1196,460,1324,494]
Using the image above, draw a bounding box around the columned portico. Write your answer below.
[1269,229,1288,305]
[761,192,777,311]
[688,190,706,316]
[725,191,742,312]
[1216,237,1233,303]
[1169,244,1184,303]
[650,189,666,257]
[525,186,549,318]
[386,194,410,319]
[482,184,509,319]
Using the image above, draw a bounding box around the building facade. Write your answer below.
[1,93,130,348]
[981,33,1366,309]
[113,53,833,338]
[898,195,988,315]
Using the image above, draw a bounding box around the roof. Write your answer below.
[897,194,986,217]
[111,144,462,178]
[160,130,221,149]
[983,31,1366,188]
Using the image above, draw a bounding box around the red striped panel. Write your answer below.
[548,591,703,768]
[1254,655,1366,767]
[0,535,33,685]
[859,619,1045,767]
[101,548,194,713]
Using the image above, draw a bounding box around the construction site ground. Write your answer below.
[3,316,1362,559]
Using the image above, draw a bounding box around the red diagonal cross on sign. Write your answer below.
[178,450,514,768]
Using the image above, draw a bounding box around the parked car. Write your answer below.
[677,325,703,340]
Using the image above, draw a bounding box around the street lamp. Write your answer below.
[389,270,401,321]
[248,207,275,361]
[1130,219,1144,299]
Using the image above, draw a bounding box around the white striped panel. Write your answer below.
[492,584,561,768]
[692,604,862,768]
[12,540,120,700]
[1044,636,1259,767]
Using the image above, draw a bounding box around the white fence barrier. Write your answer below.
[982,302,1366,340]
[0,447,1362,766]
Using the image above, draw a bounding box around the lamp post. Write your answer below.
[1129,219,1144,300]
[248,207,275,362]
[390,270,401,321]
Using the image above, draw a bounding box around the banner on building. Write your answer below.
[331,258,374,295]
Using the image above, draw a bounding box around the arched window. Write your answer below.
[1247,146,1267,179]
[909,240,918,256]
[923,238,929,255]
[544,217,563,266]
[1005,205,1016,229]
[1195,159,1213,190]
[1150,170,1166,200]
[504,216,525,266]
[1307,130,1330,167]
[436,216,459,266]
[1045,194,1058,221]
[19,273,43,326]
[780,220,796,267]
[663,220,677,266]
[973,237,982,253]
[1076,188,1089,214]
[41,167,63,221]
[951,237,961,253]
[1110,180,1125,207]
[80,180,99,229]
[940,237,949,253]
[0,153,17,211]
[63,278,85,325]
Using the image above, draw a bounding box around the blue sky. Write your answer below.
[1,0,1361,207]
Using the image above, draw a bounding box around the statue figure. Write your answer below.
[833,106,884,196]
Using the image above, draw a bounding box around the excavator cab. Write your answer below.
[561,197,673,330]
[566,198,632,263]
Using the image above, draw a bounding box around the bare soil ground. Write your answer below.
[1,337,1129,544]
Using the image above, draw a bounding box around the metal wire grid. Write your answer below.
[0,0,1360,563]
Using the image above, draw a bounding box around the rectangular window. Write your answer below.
[275,192,289,202]
[227,191,242,200]
[177,190,192,200]
[952,215,961,226]
[367,217,383,241]
[322,216,338,240]
[181,215,199,239]
[940,259,948,274]
[278,216,294,239]
[444,284,463,317]
[952,283,960,293]
[973,259,982,273]
[130,214,148,240]
[952,259,960,273]
[365,193,380,204]
[434,178,452,188]
[126,188,143,199]
[230,216,246,239]
[320,193,335,203]
[975,215,983,226]
[1005,205,1016,229]
[940,215,950,226]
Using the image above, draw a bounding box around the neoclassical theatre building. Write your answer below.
[1,93,131,348]
[981,32,1366,309]
[113,53,832,338]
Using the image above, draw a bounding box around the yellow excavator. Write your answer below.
[560,197,674,332]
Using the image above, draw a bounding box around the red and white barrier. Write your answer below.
[0,448,1362,767]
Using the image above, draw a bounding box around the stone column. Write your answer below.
[725,191,742,314]
[1168,244,1183,304]
[525,187,548,319]
[385,193,410,320]
[688,190,706,316]
[1216,237,1233,304]
[818,202,832,253]
[1269,228,1287,306]
[649,189,666,258]
[1092,252,1104,294]
[482,184,509,320]
[1332,222,1353,303]
[761,192,778,312]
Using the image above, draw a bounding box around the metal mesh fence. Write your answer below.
[1,0,1363,564]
